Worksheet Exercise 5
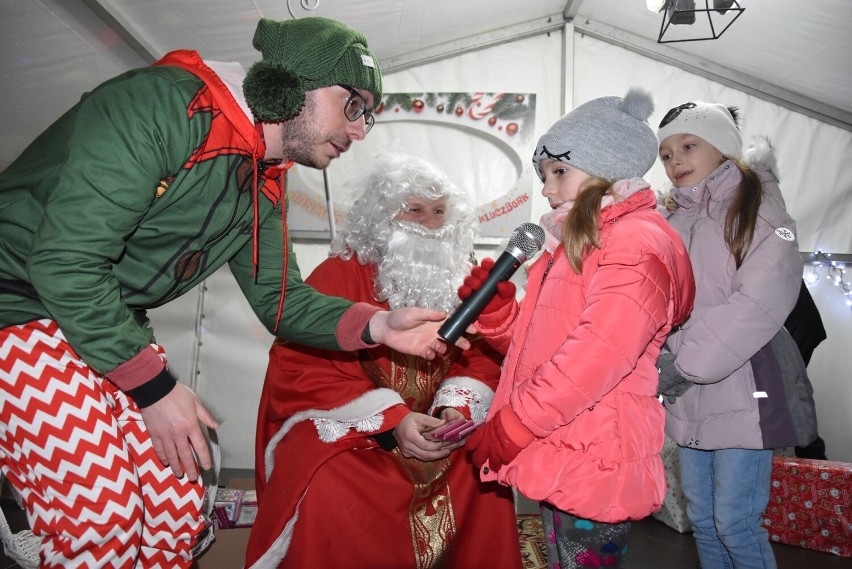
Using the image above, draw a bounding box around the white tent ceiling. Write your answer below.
[2,0,851,170]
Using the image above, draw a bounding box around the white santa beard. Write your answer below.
[375,221,470,312]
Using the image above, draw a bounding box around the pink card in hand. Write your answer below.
[436,419,473,440]
[452,419,484,440]
[423,419,466,441]
[425,419,485,441]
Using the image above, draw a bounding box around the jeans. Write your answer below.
[679,446,776,569]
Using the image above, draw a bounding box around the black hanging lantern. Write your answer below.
[656,0,745,43]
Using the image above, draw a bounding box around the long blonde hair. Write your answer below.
[563,176,613,274]
[724,160,763,268]
[666,160,763,268]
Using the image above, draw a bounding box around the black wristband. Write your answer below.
[126,368,178,408]
[361,323,375,345]
[372,430,398,451]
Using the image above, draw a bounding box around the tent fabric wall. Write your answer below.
[148,29,851,469]
[572,34,852,254]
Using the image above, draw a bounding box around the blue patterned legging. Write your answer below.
[540,501,631,568]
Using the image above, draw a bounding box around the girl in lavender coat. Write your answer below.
[656,102,817,569]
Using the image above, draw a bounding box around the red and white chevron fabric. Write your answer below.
[0,319,205,568]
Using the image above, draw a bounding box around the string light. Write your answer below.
[804,251,852,311]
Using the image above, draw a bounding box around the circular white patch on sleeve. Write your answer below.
[775,227,795,241]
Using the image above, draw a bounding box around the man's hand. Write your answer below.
[369,308,475,359]
[139,384,219,481]
[394,412,464,461]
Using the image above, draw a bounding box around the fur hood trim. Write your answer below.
[742,135,780,181]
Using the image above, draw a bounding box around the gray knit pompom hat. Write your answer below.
[533,87,658,181]
[243,17,382,121]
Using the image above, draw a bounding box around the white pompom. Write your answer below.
[742,135,780,180]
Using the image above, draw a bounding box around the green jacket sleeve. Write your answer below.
[228,197,355,351]
[26,70,198,376]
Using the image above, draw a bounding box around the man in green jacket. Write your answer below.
[0,17,467,567]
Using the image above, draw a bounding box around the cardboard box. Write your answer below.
[762,456,850,557]
[192,479,255,568]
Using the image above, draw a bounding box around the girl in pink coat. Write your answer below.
[466,88,695,568]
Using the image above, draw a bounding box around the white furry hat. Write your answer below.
[533,87,658,182]
[657,101,743,160]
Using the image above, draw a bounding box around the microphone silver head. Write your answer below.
[507,223,546,261]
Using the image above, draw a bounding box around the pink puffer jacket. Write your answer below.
[478,188,694,523]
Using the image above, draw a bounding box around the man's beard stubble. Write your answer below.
[278,92,349,169]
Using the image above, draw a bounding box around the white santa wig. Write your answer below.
[330,147,478,310]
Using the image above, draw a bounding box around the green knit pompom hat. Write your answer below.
[243,17,383,122]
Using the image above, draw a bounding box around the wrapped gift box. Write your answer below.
[652,436,692,533]
[233,489,258,528]
[204,479,258,530]
[212,487,244,529]
[762,456,850,557]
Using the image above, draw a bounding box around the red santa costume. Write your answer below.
[246,257,522,568]
[245,151,523,569]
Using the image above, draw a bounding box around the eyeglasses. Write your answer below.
[659,102,696,128]
[339,85,375,134]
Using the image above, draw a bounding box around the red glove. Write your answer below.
[457,258,516,316]
[466,407,536,473]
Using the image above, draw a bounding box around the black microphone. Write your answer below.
[439,222,546,343]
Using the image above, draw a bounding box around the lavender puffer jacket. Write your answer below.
[663,146,817,450]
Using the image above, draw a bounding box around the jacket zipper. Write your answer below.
[542,258,554,283]
[509,255,554,392]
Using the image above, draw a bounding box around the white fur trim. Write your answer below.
[263,388,405,481]
[312,413,386,443]
[742,135,779,180]
[244,489,306,569]
[428,376,494,422]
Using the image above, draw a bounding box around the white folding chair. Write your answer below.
[0,475,39,569]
